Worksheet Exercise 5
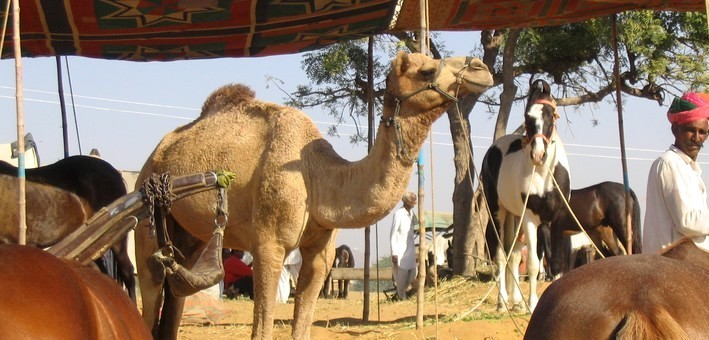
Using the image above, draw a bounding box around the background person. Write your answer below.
[643,91,709,253]
[390,192,418,300]
[277,248,302,303]
[222,249,254,299]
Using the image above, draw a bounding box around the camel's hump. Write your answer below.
[200,83,256,117]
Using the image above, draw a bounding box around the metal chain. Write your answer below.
[214,187,228,229]
[142,173,175,239]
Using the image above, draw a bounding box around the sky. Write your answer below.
[2,31,708,267]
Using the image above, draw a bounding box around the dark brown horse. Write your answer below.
[539,181,642,276]
[525,238,709,339]
[0,244,150,339]
[322,244,355,299]
[0,155,135,300]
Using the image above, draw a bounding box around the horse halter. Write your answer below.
[525,98,559,146]
[383,57,473,162]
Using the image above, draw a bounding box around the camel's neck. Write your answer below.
[309,105,442,229]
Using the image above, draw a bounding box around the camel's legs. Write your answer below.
[158,221,208,339]
[134,220,164,337]
[250,238,288,340]
[292,227,337,340]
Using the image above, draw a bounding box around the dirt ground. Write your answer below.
[176,277,551,339]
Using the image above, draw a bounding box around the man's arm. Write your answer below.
[659,160,709,237]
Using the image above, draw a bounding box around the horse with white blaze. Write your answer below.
[481,79,571,313]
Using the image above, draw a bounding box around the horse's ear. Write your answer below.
[532,79,551,94]
[393,51,410,76]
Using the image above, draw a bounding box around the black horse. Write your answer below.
[538,181,642,276]
[322,244,355,299]
[0,155,135,301]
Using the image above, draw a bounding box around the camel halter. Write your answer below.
[382,56,475,162]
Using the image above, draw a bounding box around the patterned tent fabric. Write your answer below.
[390,0,705,31]
[0,0,705,61]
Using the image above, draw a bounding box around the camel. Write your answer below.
[134,52,493,339]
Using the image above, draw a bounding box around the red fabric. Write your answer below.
[2,1,706,61]
[223,256,252,286]
[667,92,709,125]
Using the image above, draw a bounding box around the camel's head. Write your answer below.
[384,52,493,116]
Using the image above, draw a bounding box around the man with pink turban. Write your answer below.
[643,91,709,253]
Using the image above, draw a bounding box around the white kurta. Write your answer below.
[277,249,302,303]
[390,207,417,270]
[643,146,709,253]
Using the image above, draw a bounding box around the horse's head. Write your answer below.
[524,79,559,166]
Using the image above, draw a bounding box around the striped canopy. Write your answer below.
[1,0,705,61]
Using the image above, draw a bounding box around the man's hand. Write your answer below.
[391,255,398,269]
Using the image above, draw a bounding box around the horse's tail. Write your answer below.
[629,189,642,254]
[617,308,688,340]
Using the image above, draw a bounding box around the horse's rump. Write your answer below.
[0,244,150,339]
[525,243,709,339]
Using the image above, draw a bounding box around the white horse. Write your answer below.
[481,79,571,313]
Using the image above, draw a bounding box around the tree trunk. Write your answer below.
[448,96,482,276]
[449,30,506,276]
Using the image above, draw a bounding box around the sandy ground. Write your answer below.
[176,277,551,339]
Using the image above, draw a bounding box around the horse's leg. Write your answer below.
[292,227,337,340]
[507,236,525,312]
[599,224,625,256]
[111,234,137,302]
[496,210,512,312]
[549,222,566,279]
[522,213,541,313]
[537,223,552,280]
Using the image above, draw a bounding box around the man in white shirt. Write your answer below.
[643,91,709,253]
[276,248,302,303]
[390,192,418,300]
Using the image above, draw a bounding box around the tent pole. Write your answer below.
[415,0,430,331]
[56,56,70,158]
[611,14,633,254]
[362,34,375,323]
[11,0,27,245]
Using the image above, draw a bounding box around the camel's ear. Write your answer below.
[393,51,409,76]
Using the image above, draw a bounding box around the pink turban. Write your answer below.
[667,92,709,125]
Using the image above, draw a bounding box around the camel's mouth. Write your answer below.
[461,75,493,93]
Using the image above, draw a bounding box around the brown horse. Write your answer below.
[0,244,150,339]
[525,238,709,339]
[538,181,642,276]
[0,155,135,300]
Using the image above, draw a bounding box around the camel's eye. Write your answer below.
[419,68,436,80]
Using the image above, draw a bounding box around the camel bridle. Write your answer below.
[382,56,477,163]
